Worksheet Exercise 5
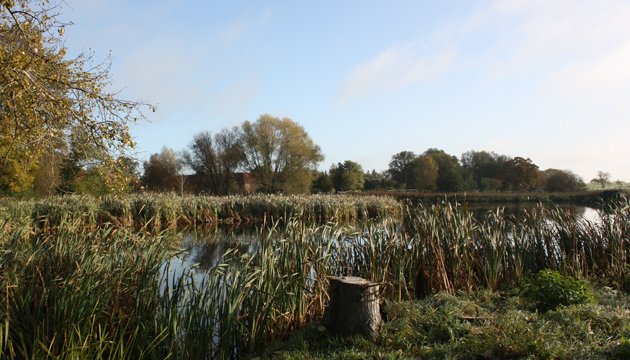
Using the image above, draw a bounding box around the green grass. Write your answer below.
[263,286,630,359]
[586,181,629,191]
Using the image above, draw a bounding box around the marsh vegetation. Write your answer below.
[1,194,629,358]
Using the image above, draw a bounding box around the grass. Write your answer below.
[263,286,630,359]
[0,194,629,358]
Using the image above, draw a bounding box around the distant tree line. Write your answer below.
[133,143,600,195]
[312,149,587,194]
[141,114,323,194]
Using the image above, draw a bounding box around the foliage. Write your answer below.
[424,149,464,192]
[363,170,395,191]
[541,168,586,192]
[330,160,364,192]
[240,114,323,194]
[387,151,416,189]
[480,177,502,191]
[182,128,244,195]
[410,155,438,191]
[503,156,539,191]
[141,147,183,192]
[311,171,334,193]
[522,269,595,312]
[461,150,509,189]
[0,1,152,194]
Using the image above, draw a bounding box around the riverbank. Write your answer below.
[366,189,628,207]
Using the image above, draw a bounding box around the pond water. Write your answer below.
[163,204,602,278]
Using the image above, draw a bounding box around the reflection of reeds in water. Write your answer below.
[1,196,628,358]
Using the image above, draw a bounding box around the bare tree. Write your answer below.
[182,128,244,195]
[592,171,611,190]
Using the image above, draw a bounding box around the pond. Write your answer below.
[165,204,603,277]
[154,201,628,357]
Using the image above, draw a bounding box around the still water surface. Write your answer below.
[164,205,601,277]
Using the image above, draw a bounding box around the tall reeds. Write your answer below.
[0,195,628,358]
[0,194,402,232]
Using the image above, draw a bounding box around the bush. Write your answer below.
[522,270,594,312]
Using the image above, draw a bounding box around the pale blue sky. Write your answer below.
[60,0,630,181]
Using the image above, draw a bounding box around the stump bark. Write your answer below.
[323,276,381,339]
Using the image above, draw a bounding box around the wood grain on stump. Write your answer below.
[323,276,381,339]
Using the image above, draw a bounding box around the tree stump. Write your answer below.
[323,276,381,339]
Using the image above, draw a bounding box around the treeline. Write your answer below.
[0,101,599,197]
[312,149,586,194]
[0,2,617,198]
[142,114,323,195]
[142,117,589,195]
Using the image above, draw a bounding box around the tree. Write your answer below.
[503,157,539,191]
[409,155,438,191]
[591,171,611,189]
[387,151,416,189]
[461,150,509,190]
[480,177,502,192]
[141,147,182,192]
[182,128,244,195]
[424,149,464,192]
[364,170,395,191]
[240,114,323,193]
[311,171,334,193]
[540,169,585,192]
[32,147,64,196]
[0,1,152,194]
[330,160,365,192]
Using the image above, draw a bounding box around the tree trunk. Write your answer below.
[323,276,381,339]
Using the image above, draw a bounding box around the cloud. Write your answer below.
[217,9,273,45]
[338,45,453,100]
[547,39,630,102]
[464,0,630,77]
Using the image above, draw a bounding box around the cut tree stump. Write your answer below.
[323,276,381,339]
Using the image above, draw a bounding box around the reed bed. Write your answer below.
[0,194,402,233]
[0,195,628,358]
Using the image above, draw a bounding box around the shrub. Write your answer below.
[522,269,594,312]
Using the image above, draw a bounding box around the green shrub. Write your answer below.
[522,269,594,312]
[615,325,630,358]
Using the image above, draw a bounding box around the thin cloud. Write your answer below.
[217,9,273,45]
[464,0,630,77]
[338,44,453,101]
[548,40,630,103]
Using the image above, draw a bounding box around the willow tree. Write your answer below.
[240,114,323,193]
[0,1,152,193]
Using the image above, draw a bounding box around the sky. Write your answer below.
[58,0,630,181]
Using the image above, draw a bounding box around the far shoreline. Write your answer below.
[363,189,628,207]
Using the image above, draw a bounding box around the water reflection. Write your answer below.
[165,205,601,274]
[463,203,598,222]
